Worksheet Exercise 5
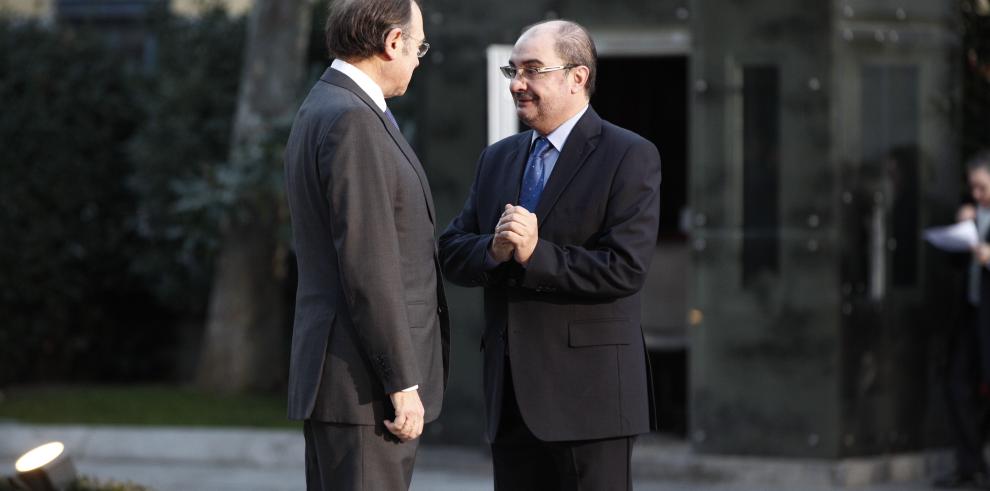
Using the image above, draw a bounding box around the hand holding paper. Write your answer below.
[924,220,980,252]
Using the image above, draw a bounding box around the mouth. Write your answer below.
[513,93,536,106]
[512,92,537,105]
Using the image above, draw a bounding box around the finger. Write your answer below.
[499,231,526,245]
[384,420,402,436]
[497,218,531,233]
[392,412,407,430]
[403,419,422,441]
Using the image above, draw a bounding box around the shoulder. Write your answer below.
[299,80,376,124]
[484,131,530,158]
[599,120,655,150]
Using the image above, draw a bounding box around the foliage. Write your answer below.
[127,8,245,313]
[0,385,294,428]
[69,477,153,491]
[0,22,172,385]
[0,475,151,491]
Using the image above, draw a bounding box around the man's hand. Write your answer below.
[975,243,990,266]
[495,205,539,266]
[489,204,516,263]
[959,204,976,223]
[385,390,424,442]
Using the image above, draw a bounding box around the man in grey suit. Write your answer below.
[283,0,448,489]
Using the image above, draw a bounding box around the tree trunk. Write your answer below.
[195,0,313,392]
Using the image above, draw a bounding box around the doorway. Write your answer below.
[593,56,690,436]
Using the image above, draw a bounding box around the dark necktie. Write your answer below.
[384,108,399,130]
[519,137,551,211]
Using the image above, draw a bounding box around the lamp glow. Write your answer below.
[14,441,76,491]
[15,442,64,473]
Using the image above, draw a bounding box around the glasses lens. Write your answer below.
[499,66,516,79]
[418,42,430,58]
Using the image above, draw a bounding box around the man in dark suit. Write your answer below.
[439,20,660,490]
[283,0,448,489]
[937,152,990,488]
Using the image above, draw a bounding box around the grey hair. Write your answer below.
[522,20,597,97]
[325,0,417,60]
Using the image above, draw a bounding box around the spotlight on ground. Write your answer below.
[14,442,76,491]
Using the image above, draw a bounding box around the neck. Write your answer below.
[534,101,588,136]
[345,57,392,98]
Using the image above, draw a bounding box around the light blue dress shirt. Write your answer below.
[484,105,591,270]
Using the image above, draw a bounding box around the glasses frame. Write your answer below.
[402,33,430,58]
[499,64,578,80]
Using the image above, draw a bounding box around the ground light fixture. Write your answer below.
[13,442,77,491]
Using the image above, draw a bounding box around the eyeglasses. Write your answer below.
[402,33,430,58]
[499,64,577,80]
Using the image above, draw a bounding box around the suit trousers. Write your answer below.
[944,303,990,475]
[304,420,419,491]
[491,360,635,491]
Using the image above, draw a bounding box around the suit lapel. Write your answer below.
[492,131,533,229]
[321,68,436,225]
[534,107,603,227]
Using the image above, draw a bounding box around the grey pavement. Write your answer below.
[0,424,949,490]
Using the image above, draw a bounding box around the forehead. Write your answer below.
[971,168,990,182]
[510,30,560,66]
[409,1,424,33]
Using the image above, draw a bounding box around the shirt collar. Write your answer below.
[532,104,590,152]
[330,58,388,112]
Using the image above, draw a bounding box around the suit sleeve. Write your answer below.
[521,139,662,298]
[439,147,515,288]
[320,108,419,394]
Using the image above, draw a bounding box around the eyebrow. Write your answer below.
[509,58,546,67]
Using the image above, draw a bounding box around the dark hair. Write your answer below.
[968,150,990,175]
[522,20,598,97]
[325,0,416,60]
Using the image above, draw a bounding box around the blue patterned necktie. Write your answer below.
[384,108,399,130]
[519,137,551,211]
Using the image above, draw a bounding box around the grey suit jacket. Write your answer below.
[284,67,449,425]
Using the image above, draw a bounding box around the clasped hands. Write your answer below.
[490,204,538,266]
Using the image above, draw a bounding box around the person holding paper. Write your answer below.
[937,151,990,488]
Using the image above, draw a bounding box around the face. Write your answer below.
[385,0,424,98]
[508,28,582,134]
[971,167,990,207]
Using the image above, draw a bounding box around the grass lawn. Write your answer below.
[0,385,298,428]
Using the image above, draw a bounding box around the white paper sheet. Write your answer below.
[923,221,980,252]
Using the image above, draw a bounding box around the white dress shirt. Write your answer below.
[330,59,388,113]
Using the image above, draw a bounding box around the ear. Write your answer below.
[382,27,403,61]
[569,65,590,95]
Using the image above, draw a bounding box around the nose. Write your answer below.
[509,75,526,93]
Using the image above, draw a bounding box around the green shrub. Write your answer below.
[127,9,245,312]
[0,21,174,385]
[69,476,153,491]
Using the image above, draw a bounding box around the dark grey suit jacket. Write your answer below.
[440,107,660,442]
[284,67,449,425]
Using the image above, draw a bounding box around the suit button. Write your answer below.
[437,305,445,314]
